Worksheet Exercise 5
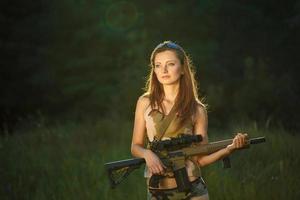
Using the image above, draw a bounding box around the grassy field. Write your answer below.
[0,119,299,200]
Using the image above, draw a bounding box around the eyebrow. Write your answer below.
[154,60,177,64]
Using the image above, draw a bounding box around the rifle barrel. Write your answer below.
[181,136,266,157]
[250,137,266,144]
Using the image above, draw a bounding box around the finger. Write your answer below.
[239,136,244,147]
[233,138,237,148]
[235,138,240,148]
[157,165,164,174]
[237,137,242,148]
[159,168,165,175]
[237,135,243,147]
[236,137,241,148]
[154,166,161,174]
[242,134,246,146]
[239,137,243,148]
[151,168,157,174]
[240,134,245,146]
[149,165,157,174]
[158,162,166,174]
[148,167,153,174]
[236,133,241,145]
[151,166,157,174]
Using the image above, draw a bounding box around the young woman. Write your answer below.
[131,41,247,200]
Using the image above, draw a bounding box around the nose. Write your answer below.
[162,64,168,73]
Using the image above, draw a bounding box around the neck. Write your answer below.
[162,83,179,103]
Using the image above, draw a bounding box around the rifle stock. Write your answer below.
[105,158,145,188]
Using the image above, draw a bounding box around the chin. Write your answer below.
[160,80,179,85]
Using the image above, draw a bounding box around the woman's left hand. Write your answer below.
[226,133,248,153]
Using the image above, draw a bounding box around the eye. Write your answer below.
[154,64,160,68]
[168,63,175,66]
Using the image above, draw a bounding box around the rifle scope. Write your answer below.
[150,134,203,152]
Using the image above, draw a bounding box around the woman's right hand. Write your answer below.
[143,149,166,175]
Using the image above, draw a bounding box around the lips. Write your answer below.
[162,75,170,79]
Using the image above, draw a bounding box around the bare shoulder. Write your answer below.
[136,94,150,111]
[195,102,207,118]
[194,102,208,141]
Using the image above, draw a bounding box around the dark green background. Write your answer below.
[1,0,299,132]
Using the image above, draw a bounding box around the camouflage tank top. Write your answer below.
[144,105,202,178]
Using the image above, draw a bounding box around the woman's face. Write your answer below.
[153,50,183,86]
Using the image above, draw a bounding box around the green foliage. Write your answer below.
[1,119,299,199]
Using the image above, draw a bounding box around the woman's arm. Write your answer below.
[194,105,247,167]
[131,96,165,174]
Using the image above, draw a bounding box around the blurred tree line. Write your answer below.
[1,0,299,133]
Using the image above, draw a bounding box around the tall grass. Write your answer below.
[0,119,299,199]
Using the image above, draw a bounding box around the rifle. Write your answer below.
[105,134,266,192]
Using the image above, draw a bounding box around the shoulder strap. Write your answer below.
[155,105,177,141]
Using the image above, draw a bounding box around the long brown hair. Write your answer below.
[145,41,205,127]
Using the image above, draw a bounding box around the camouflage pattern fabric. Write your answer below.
[145,107,193,141]
[147,177,208,200]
